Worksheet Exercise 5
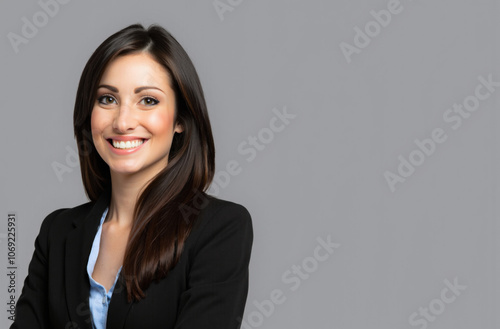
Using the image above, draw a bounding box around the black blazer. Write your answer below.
[10,191,253,329]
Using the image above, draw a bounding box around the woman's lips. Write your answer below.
[106,138,148,154]
[110,139,144,149]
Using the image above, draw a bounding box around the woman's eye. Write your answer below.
[140,97,159,106]
[97,95,116,105]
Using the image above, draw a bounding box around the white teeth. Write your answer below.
[112,139,144,149]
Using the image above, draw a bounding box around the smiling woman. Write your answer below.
[91,53,182,177]
[11,24,253,329]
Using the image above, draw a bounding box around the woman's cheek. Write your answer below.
[146,111,173,134]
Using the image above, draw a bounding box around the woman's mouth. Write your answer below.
[108,139,145,150]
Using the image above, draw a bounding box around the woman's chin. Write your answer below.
[109,165,143,176]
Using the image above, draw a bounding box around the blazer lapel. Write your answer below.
[65,190,110,328]
[106,273,135,329]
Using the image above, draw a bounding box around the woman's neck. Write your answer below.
[106,171,153,228]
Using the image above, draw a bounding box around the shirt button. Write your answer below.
[102,296,106,304]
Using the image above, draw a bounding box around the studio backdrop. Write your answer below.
[1,1,499,328]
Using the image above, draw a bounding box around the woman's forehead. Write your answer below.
[99,52,171,89]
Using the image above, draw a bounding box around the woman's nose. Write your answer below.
[112,104,138,133]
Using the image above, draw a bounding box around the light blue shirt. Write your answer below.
[87,207,122,329]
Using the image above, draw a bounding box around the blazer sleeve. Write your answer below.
[10,209,64,329]
[174,202,253,329]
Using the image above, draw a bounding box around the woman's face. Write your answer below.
[91,52,183,179]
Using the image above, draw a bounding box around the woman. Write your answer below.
[11,23,253,329]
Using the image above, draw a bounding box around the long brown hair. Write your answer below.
[73,24,215,301]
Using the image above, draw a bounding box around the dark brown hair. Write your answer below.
[73,23,215,301]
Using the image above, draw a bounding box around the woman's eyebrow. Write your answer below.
[97,84,118,92]
[97,85,164,94]
[134,86,164,94]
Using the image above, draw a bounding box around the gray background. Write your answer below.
[1,0,499,328]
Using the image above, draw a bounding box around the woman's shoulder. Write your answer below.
[186,194,253,248]
[202,194,250,214]
[37,200,98,237]
[193,194,252,228]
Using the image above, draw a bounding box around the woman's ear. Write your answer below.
[174,122,184,134]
